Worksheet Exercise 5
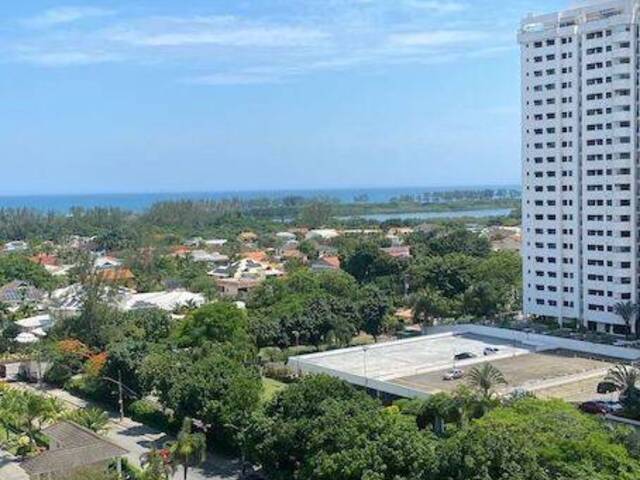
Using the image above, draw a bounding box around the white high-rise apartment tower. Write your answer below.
[519,0,640,335]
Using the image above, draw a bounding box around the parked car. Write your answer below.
[483,347,500,356]
[443,368,464,381]
[579,401,608,415]
[596,381,618,394]
[597,401,623,413]
[454,352,476,361]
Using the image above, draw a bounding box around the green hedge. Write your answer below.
[127,400,178,434]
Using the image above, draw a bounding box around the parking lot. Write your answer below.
[391,349,615,396]
[290,329,631,402]
[293,333,535,381]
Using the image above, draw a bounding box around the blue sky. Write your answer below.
[0,0,566,195]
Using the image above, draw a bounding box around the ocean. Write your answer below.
[0,186,520,214]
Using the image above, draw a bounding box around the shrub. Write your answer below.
[258,347,285,363]
[44,362,73,387]
[65,376,111,403]
[128,400,177,433]
[263,362,298,384]
[283,345,318,358]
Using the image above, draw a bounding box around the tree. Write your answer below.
[166,418,206,480]
[175,302,250,349]
[462,281,501,319]
[408,226,490,258]
[141,450,172,480]
[412,287,457,331]
[298,201,333,227]
[342,242,400,284]
[605,364,639,399]
[416,392,462,436]
[252,375,438,480]
[359,285,391,342]
[0,254,54,290]
[467,363,507,400]
[140,343,262,442]
[0,390,62,447]
[438,398,640,480]
[613,302,637,337]
[409,253,476,298]
[64,407,109,433]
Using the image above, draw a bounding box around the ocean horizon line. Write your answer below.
[0,185,521,214]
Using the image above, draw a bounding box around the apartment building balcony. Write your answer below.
[610,78,632,91]
[611,63,632,76]
[610,110,632,123]
[610,30,633,43]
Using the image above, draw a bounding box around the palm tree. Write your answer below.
[22,393,61,446]
[604,364,639,398]
[64,408,110,433]
[166,418,206,480]
[613,301,638,337]
[141,449,171,480]
[467,363,507,400]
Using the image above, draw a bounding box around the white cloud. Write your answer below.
[107,18,329,48]
[185,72,284,86]
[404,1,468,13]
[22,6,115,28]
[388,30,488,47]
[4,2,515,83]
[15,49,120,66]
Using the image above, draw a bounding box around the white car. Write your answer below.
[443,368,464,381]
[483,347,500,356]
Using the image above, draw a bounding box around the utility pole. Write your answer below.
[101,372,137,423]
[118,370,124,423]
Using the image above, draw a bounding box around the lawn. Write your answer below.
[262,378,287,402]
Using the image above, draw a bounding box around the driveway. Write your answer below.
[13,382,241,480]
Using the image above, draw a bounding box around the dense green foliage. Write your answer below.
[250,376,640,480]
[0,254,55,290]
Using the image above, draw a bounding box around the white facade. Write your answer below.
[519,0,640,334]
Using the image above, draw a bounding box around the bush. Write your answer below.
[65,376,111,404]
[127,400,177,434]
[258,347,285,363]
[44,362,73,387]
[283,345,318,358]
[263,362,298,384]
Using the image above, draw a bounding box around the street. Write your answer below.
[13,382,241,480]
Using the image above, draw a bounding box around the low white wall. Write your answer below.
[428,324,640,361]
[292,361,429,399]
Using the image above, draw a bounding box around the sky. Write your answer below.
[0,0,568,195]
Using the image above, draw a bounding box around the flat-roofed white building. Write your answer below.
[519,0,640,335]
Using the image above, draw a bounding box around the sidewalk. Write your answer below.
[0,450,29,480]
[13,382,241,480]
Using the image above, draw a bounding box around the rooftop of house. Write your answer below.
[120,290,206,311]
[29,253,58,266]
[93,255,123,270]
[0,280,45,305]
[21,421,128,477]
[381,246,412,259]
[312,255,341,270]
[243,251,268,262]
[15,314,53,331]
[97,267,135,283]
